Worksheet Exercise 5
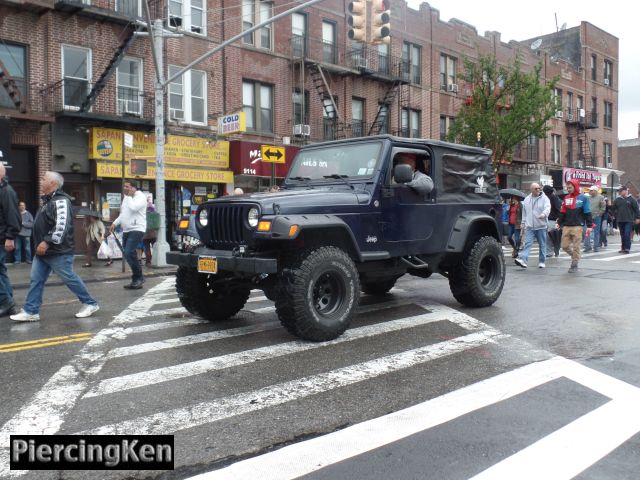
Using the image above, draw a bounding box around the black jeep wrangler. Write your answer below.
[167,135,505,341]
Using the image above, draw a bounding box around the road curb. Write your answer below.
[10,269,177,290]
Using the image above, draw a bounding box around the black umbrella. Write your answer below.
[499,188,526,200]
[557,189,569,198]
[76,207,101,218]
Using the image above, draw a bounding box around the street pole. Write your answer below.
[151,18,171,267]
[121,132,126,272]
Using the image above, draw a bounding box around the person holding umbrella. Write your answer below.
[506,196,523,258]
[82,210,106,267]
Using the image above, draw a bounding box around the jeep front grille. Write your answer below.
[208,204,247,245]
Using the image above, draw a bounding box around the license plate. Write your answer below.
[197,256,218,274]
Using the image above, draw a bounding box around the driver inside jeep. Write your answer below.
[394,153,434,196]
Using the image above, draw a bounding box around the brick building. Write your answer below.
[618,125,640,196]
[0,0,620,245]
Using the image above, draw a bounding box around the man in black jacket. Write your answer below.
[0,163,21,316]
[11,171,99,322]
[613,185,640,254]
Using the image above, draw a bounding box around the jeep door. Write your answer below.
[380,147,436,254]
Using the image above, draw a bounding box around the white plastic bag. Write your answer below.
[97,241,112,260]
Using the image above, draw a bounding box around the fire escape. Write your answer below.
[0,58,26,113]
[565,107,598,168]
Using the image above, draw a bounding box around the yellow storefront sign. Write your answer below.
[96,161,234,183]
[89,127,229,169]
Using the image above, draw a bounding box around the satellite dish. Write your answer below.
[530,38,542,50]
[560,22,567,31]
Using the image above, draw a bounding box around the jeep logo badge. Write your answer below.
[474,175,487,193]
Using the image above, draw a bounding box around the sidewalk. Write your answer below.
[5,257,177,290]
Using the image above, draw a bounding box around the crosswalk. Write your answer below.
[1,278,638,479]
[503,239,640,264]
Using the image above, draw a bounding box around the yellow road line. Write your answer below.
[0,333,92,353]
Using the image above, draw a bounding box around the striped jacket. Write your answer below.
[32,189,75,255]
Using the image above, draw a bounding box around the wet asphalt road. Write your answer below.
[0,238,638,479]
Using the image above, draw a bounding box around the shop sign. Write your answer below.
[89,128,230,168]
[562,168,602,189]
[96,161,234,183]
[229,141,299,177]
[217,112,246,135]
[106,192,121,208]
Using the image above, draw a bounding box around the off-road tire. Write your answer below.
[175,266,250,320]
[449,236,505,307]
[275,246,360,341]
[361,277,397,295]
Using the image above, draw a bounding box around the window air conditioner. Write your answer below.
[556,111,563,119]
[579,108,586,118]
[447,83,459,93]
[170,108,184,121]
[567,113,574,121]
[604,78,610,86]
[168,15,182,28]
[293,124,311,136]
[576,161,584,168]
[607,162,613,168]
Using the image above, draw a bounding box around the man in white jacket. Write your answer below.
[110,181,147,289]
[515,182,551,269]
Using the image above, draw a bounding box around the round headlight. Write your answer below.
[198,208,208,227]
[247,207,259,228]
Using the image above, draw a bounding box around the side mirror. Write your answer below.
[393,164,413,184]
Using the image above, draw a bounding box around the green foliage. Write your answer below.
[447,54,559,171]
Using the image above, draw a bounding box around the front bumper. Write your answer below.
[166,248,278,274]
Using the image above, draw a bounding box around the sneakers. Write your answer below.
[539,262,546,269]
[514,258,528,268]
[10,309,40,322]
[75,304,100,318]
[568,262,578,273]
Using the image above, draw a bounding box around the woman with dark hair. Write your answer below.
[507,197,522,258]
[543,185,562,257]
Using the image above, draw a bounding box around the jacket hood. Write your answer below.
[542,185,554,195]
[566,179,581,198]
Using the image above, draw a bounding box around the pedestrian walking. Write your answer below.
[506,197,523,258]
[542,185,562,257]
[599,198,612,248]
[557,179,593,273]
[83,213,105,267]
[110,180,146,289]
[515,183,550,269]
[0,163,21,317]
[143,195,159,266]
[10,171,99,322]
[15,202,33,264]
[583,185,605,252]
[612,185,640,254]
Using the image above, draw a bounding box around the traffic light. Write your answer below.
[371,0,391,44]
[347,0,367,42]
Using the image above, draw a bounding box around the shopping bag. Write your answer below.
[97,241,113,260]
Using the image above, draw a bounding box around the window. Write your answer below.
[169,0,205,34]
[322,21,336,64]
[591,54,597,81]
[168,66,206,124]
[526,135,539,162]
[117,0,141,17]
[0,42,26,110]
[553,88,563,110]
[117,57,142,116]
[590,140,597,166]
[377,43,389,74]
[567,92,573,116]
[604,101,613,128]
[551,134,561,164]
[292,89,309,126]
[242,0,272,48]
[439,116,455,141]
[604,143,612,167]
[604,60,613,86]
[591,97,598,125]
[243,80,273,132]
[577,138,584,163]
[377,103,389,134]
[440,54,457,90]
[566,136,573,164]
[322,96,338,140]
[352,97,364,137]
[401,108,420,138]
[402,43,421,84]
[62,45,91,110]
[291,12,306,57]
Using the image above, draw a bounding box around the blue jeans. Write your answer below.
[24,254,97,314]
[507,224,521,248]
[518,228,547,264]
[0,248,13,306]
[618,222,632,251]
[583,217,602,251]
[123,231,144,283]
[14,235,32,263]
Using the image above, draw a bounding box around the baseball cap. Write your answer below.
[617,185,628,191]
[589,185,599,191]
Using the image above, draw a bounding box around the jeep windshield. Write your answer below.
[287,142,383,182]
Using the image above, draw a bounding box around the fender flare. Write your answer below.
[446,211,501,252]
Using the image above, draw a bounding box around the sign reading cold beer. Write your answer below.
[217,112,246,135]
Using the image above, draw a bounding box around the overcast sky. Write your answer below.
[406,0,639,140]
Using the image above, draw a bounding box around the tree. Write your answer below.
[447,54,559,173]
